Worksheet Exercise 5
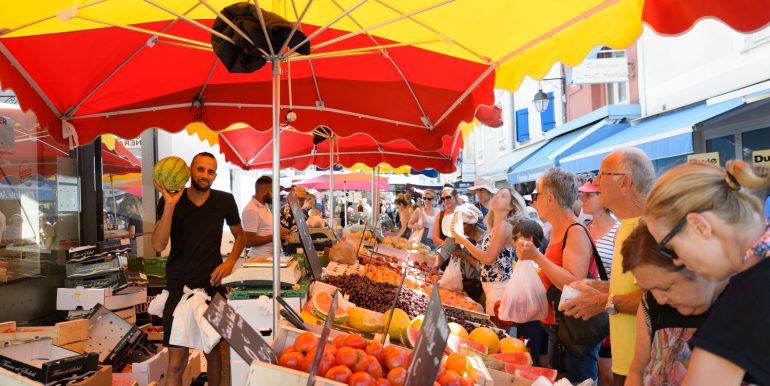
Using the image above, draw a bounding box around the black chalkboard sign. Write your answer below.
[307,290,338,386]
[288,191,322,280]
[404,285,450,386]
[204,293,277,365]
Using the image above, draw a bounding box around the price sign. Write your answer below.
[307,290,338,386]
[204,293,277,365]
[288,191,322,280]
[404,285,450,386]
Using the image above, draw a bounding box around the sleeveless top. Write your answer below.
[479,229,514,283]
[540,223,600,324]
[641,291,703,386]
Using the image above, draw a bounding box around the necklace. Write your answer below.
[747,228,770,261]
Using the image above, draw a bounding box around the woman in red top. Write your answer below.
[517,167,600,383]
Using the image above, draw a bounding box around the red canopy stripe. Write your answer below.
[643,0,770,35]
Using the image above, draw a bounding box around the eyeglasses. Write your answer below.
[595,171,628,180]
[441,196,453,201]
[656,216,688,259]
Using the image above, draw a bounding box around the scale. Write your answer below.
[222,258,302,288]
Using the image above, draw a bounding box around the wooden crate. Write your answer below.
[0,320,89,351]
[0,361,109,386]
[114,307,137,325]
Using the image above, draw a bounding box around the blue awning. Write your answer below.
[559,97,747,173]
[507,118,630,184]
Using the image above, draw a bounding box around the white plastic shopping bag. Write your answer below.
[498,260,548,323]
[438,256,464,292]
[147,289,168,317]
[169,287,222,353]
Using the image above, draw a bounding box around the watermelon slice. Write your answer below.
[400,327,419,349]
[509,365,558,381]
[311,290,348,323]
[447,334,488,354]
[491,352,532,366]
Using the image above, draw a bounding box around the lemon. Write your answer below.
[447,322,469,339]
[410,315,424,330]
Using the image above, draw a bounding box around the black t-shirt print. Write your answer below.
[157,189,241,288]
[689,257,770,385]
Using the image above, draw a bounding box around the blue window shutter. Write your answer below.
[515,108,529,142]
[541,92,556,132]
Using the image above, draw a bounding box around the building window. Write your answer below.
[706,135,736,167]
[598,48,629,105]
[476,129,485,165]
[495,123,509,153]
[741,127,770,162]
[515,108,530,143]
[744,26,770,51]
[540,92,556,132]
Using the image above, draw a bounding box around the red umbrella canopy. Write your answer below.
[0,21,491,152]
[217,125,462,173]
[298,172,390,191]
[0,136,70,179]
[643,0,770,35]
[102,142,142,175]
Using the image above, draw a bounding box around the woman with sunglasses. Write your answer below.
[644,160,770,386]
[454,187,525,317]
[408,189,438,249]
[621,221,727,386]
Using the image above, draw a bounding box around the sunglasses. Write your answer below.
[424,196,434,201]
[531,192,539,202]
[441,196,453,201]
[656,216,688,259]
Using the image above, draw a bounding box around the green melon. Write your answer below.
[153,156,190,192]
[311,290,348,324]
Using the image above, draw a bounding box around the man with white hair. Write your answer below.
[560,148,655,386]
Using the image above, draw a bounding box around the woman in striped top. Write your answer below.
[578,180,618,386]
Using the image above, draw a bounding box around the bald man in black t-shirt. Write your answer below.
[152,152,245,386]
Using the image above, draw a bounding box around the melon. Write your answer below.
[447,334,487,354]
[491,352,533,366]
[311,290,348,323]
[153,156,190,192]
[400,327,419,349]
[509,365,557,381]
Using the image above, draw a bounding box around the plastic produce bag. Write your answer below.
[498,260,548,323]
[169,287,222,354]
[147,289,168,317]
[438,256,464,292]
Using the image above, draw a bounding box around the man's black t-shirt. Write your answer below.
[689,257,770,385]
[157,189,241,288]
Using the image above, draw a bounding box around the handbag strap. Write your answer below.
[560,223,609,281]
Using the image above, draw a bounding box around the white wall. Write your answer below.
[473,63,565,181]
[639,21,770,116]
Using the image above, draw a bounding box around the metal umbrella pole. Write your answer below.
[328,136,334,231]
[270,57,282,337]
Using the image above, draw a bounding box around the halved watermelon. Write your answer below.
[447,334,488,354]
[400,327,419,349]
[509,365,558,381]
[311,290,348,323]
[491,352,532,366]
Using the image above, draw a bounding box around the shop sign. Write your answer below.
[687,152,720,165]
[461,163,475,182]
[454,181,473,189]
[204,293,277,364]
[753,149,770,167]
[117,138,141,148]
[572,57,629,84]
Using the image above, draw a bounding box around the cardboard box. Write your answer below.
[0,320,89,347]
[82,305,151,372]
[0,364,110,386]
[0,338,99,384]
[112,348,168,386]
[57,287,147,311]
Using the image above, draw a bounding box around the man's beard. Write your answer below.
[191,178,211,192]
[263,193,272,203]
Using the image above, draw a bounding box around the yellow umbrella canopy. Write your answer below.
[2,0,642,92]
